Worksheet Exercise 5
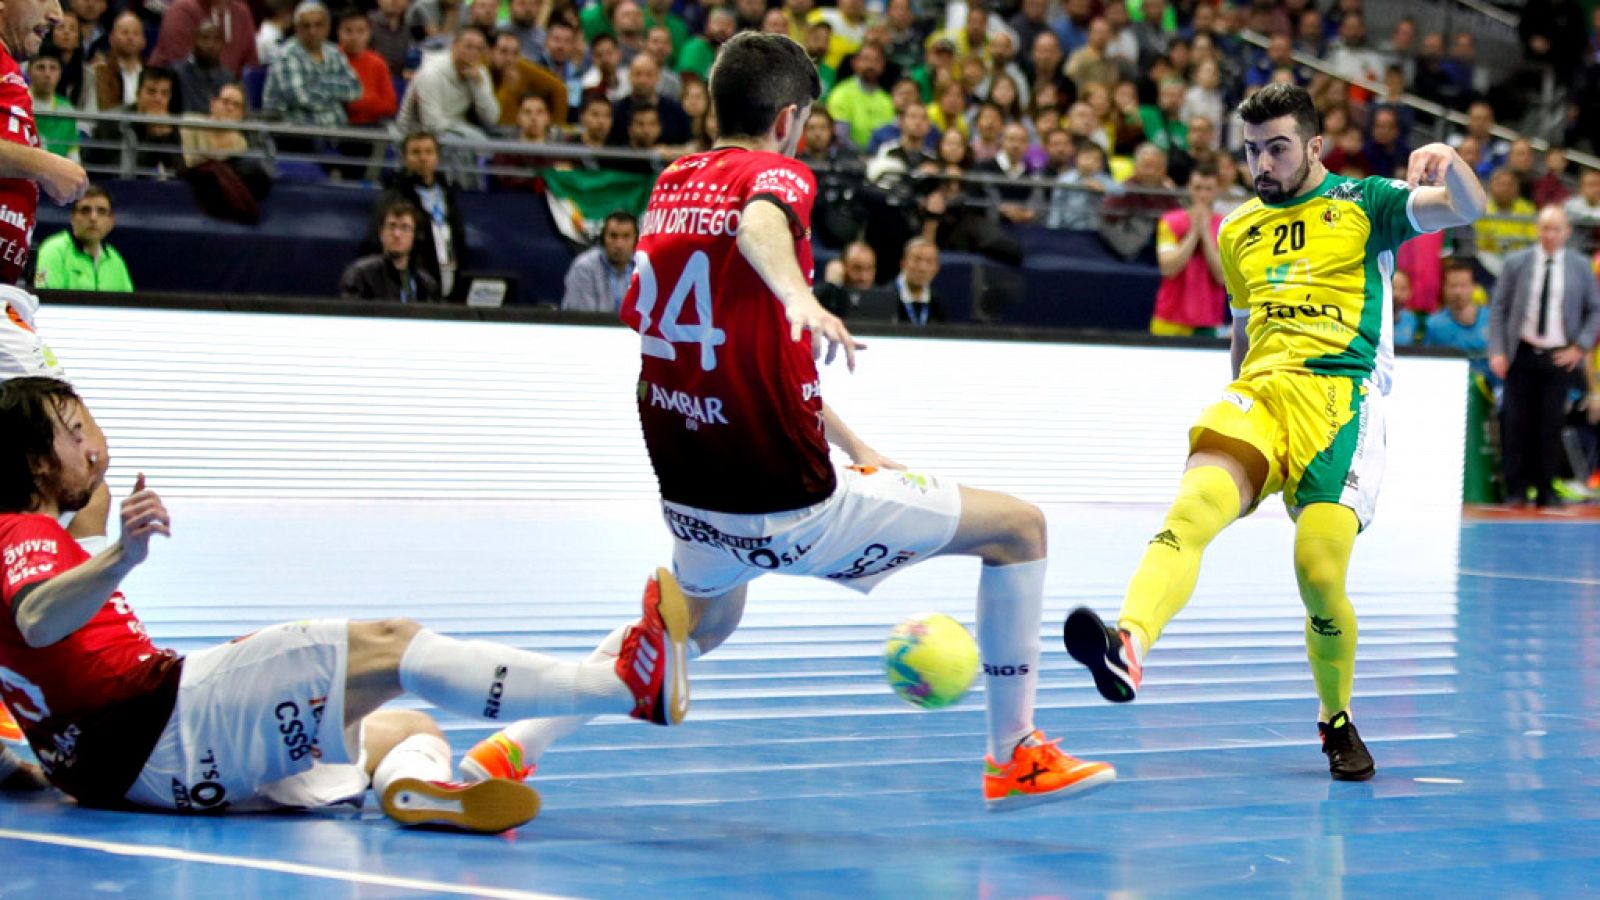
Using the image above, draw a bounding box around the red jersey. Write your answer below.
[0,514,181,804]
[0,47,39,285]
[621,147,836,514]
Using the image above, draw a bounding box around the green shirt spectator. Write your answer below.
[33,188,134,293]
[642,0,689,67]
[580,1,615,42]
[27,54,78,161]
[678,8,735,80]
[824,43,894,148]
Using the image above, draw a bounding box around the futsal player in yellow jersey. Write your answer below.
[1065,84,1487,781]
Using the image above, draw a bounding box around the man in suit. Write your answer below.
[1489,205,1600,507]
[892,237,947,325]
[815,241,897,321]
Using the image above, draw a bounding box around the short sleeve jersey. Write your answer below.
[620,147,836,515]
[0,514,181,803]
[1218,173,1428,394]
[0,47,40,286]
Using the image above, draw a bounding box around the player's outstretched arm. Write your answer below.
[11,474,169,648]
[1406,143,1488,232]
[736,199,864,371]
[822,402,904,470]
[0,142,88,205]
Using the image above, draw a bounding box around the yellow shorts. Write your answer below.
[1189,370,1387,529]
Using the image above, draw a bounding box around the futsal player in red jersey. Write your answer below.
[0,376,694,830]
[0,0,98,791]
[465,32,1114,810]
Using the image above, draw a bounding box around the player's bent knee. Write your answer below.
[1293,551,1347,604]
[348,618,423,662]
[366,707,443,740]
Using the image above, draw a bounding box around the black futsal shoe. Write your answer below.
[1063,607,1142,703]
[1319,711,1376,782]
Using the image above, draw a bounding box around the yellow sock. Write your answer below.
[1294,503,1360,720]
[1118,465,1241,650]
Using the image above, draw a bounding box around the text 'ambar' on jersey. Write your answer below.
[640,207,742,239]
[647,382,729,426]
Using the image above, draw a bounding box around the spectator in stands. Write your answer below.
[1056,0,1092,57]
[874,101,937,172]
[92,11,147,111]
[1411,32,1471,113]
[463,0,499,38]
[263,2,362,128]
[1139,78,1188,158]
[29,54,78,162]
[33,187,132,292]
[1101,1,1138,72]
[570,94,613,157]
[1361,107,1408,180]
[609,53,689,146]
[1294,9,1326,59]
[406,0,462,46]
[1048,142,1119,230]
[374,131,466,296]
[89,67,182,175]
[150,0,258,76]
[256,0,296,68]
[487,29,565,128]
[580,33,624,103]
[339,11,398,127]
[1109,81,1149,157]
[1424,261,1490,356]
[890,237,945,325]
[974,122,1040,225]
[640,26,682,101]
[679,7,735,81]
[1519,0,1587,86]
[43,13,89,109]
[868,79,932,154]
[179,82,272,223]
[1477,168,1538,259]
[828,42,894,151]
[619,104,665,169]
[1182,60,1224,133]
[1066,17,1117,96]
[1246,34,1305,90]
[1212,151,1250,214]
[1101,142,1178,257]
[1563,167,1600,229]
[67,0,104,57]
[883,0,924,72]
[1130,0,1172,69]
[1506,140,1539,200]
[340,199,442,303]
[1150,158,1224,336]
[1065,99,1108,153]
[1322,127,1371,178]
[396,26,498,138]
[168,21,232,116]
[367,0,411,79]
[1392,270,1422,347]
[1533,148,1572,208]
[805,22,840,95]
[1396,224,1445,314]
[611,0,647,66]
[1490,206,1600,507]
[1452,101,1508,169]
[492,95,560,192]
[579,0,621,43]
[561,211,638,313]
[643,0,688,64]
[536,22,583,120]
[816,241,896,319]
[1039,128,1076,179]
[1028,31,1072,101]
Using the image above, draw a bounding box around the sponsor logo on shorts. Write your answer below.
[826,544,917,581]
[275,697,326,763]
[484,665,508,719]
[665,508,812,570]
[897,472,933,494]
[982,663,1031,677]
[171,747,228,811]
[35,723,79,775]
[1343,471,1361,490]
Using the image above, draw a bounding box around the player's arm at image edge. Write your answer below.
[736,195,814,309]
[1406,147,1488,234]
[8,541,138,648]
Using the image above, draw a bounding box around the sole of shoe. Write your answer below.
[381,777,541,833]
[653,566,693,726]
[1063,608,1137,704]
[984,765,1118,813]
[1330,764,1376,782]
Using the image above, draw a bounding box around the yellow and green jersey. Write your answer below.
[1219,172,1426,394]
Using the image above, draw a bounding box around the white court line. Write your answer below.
[0,829,577,900]
[1458,569,1600,587]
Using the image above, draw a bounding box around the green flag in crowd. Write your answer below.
[542,168,657,244]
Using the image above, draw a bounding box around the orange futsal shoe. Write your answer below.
[381,777,541,833]
[0,705,21,743]
[459,732,535,784]
[616,567,692,726]
[983,730,1116,812]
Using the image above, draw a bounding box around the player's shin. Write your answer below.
[1294,504,1360,720]
[977,558,1046,759]
[1118,465,1241,652]
[397,629,630,722]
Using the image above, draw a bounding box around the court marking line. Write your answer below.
[0,828,575,900]
[1458,569,1600,587]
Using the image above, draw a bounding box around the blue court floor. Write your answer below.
[0,498,1596,898]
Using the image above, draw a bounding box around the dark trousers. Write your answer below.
[1501,341,1572,503]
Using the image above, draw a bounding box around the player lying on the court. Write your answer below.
[459,32,1115,811]
[0,376,692,830]
[1064,83,1486,781]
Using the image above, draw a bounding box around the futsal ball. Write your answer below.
[883,613,980,709]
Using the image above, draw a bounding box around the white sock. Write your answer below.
[398,629,628,722]
[371,732,451,796]
[977,558,1047,760]
[1126,630,1146,665]
[478,624,631,778]
[75,535,107,556]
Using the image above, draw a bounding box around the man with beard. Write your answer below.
[1065,84,1486,785]
[0,0,95,793]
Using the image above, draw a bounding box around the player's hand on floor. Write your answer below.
[787,297,864,371]
[0,760,49,792]
[119,474,171,566]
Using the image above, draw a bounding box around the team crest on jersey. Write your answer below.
[1244,224,1262,246]
[1322,206,1341,228]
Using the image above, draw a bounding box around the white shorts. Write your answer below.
[665,464,964,597]
[125,619,369,812]
[0,285,63,380]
